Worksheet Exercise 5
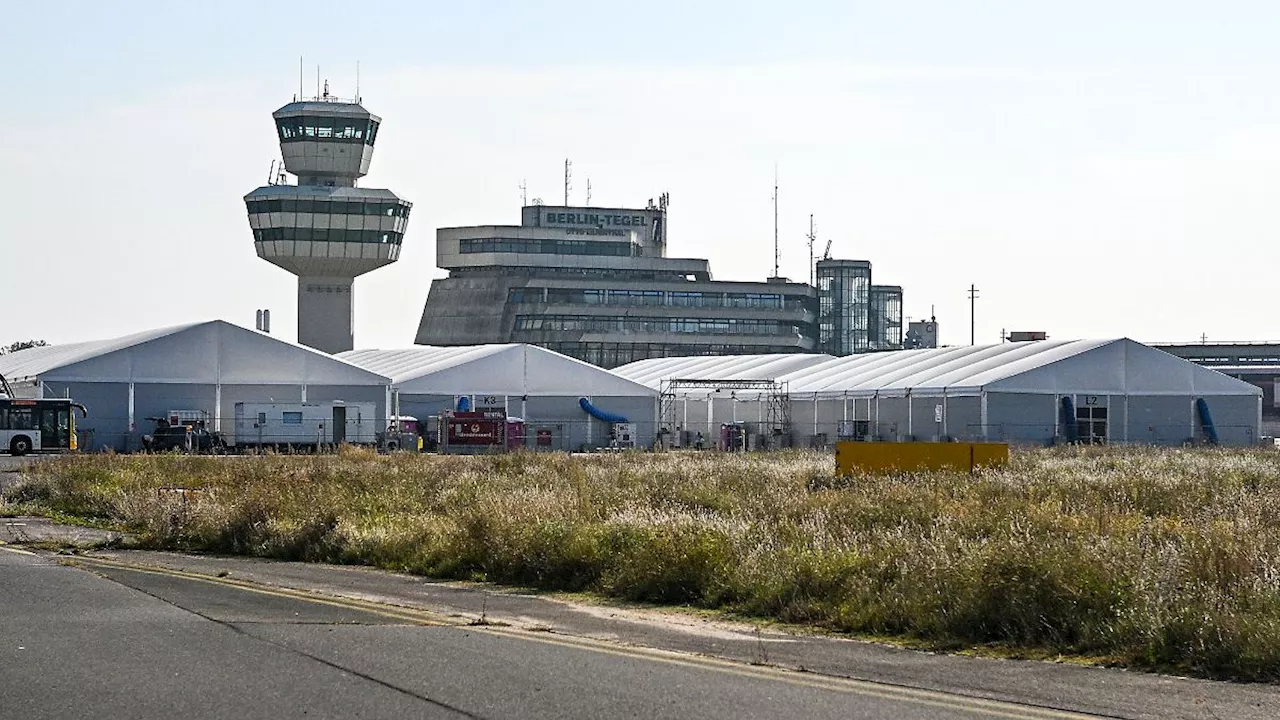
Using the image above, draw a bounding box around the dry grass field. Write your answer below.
[6,446,1280,680]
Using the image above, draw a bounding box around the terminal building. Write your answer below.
[414,198,906,368]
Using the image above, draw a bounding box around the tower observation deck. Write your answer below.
[244,90,412,354]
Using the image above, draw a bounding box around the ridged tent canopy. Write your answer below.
[338,345,657,398]
[610,353,834,389]
[612,340,1261,399]
[0,321,389,387]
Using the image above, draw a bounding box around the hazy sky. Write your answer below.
[4,1,1280,349]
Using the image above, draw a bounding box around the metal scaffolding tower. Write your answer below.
[659,378,791,449]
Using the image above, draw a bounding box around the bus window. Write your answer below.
[9,408,33,430]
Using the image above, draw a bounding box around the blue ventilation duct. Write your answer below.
[1196,398,1219,446]
[579,397,628,424]
[1060,396,1077,443]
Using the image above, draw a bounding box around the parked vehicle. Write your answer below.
[231,401,376,449]
[1,372,87,456]
[141,413,222,454]
[381,415,421,452]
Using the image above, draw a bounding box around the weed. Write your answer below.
[13,446,1280,680]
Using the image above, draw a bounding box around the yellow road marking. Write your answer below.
[65,554,1104,720]
[65,555,449,627]
[0,542,38,556]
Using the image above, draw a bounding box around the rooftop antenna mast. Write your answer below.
[298,56,303,101]
[564,159,572,206]
[316,65,321,100]
[519,178,527,206]
[586,178,592,206]
[968,285,980,345]
[772,164,779,278]
[806,214,816,286]
[356,60,360,103]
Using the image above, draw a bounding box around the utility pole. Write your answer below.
[968,284,980,345]
[806,214,816,286]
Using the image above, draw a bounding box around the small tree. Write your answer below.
[0,340,48,355]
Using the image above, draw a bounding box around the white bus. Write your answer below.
[0,398,87,456]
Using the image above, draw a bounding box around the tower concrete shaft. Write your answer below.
[244,94,411,354]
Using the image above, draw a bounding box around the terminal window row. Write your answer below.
[247,198,410,218]
[514,314,802,336]
[541,341,806,368]
[452,266,703,282]
[254,228,403,244]
[459,238,636,257]
[507,287,801,310]
[276,117,380,145]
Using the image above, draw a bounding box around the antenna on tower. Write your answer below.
[586,178,592,206]
[316,65,321,100]
[564,159,572,206]
[268,160,277,185]
[772,164,779,278]
[806,214,816,286]
[519,178,528,206]
[355,60,361,103]
[298,56,304,102]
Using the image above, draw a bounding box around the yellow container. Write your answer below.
[835,441,1008,475]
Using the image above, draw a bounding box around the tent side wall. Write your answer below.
[39,382,132,452]
[1201,395,1261,446]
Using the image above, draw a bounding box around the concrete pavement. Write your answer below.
[0,546,1109,720]
[3,516,1279,719]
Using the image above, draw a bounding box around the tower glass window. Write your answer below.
[869,285,904,351]
[275,116,378,145]
[817,260,872,356]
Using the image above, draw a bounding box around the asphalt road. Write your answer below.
[0,547,1105,720]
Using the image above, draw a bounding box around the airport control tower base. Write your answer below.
[297,277,355,354]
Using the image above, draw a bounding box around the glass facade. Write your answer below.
[869,285,904,350]
[541,342,812,369]
[817,260,872,356]
[459,238,635,257]
[506,287,801,310]
[276,116,379,146]
[246,198,410,217]
[253,227,403,244]
[514,315,800,336]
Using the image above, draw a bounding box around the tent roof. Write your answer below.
[614,340,1262,398]
[611,353,834,389]
[778,340,1115,395]
[0,321,390,386]
[338,345,658,397]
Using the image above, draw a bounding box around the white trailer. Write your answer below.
[232,401,376,448]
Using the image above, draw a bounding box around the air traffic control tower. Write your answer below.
[244,89,412,354]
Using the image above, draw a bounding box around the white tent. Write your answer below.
[0,320,391,451]
[340,344,656,398]
[339,345,658,450]
[616,340,1262,447]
